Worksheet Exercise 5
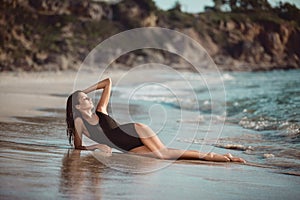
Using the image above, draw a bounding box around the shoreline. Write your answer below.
[0,69,126,123]
[1,63,299,74]
[1,67,299,123]
[0,67,180,123]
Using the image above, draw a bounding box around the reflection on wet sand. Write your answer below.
[59,149,170,199]
[59,149,105,199]
[92,151,170,174]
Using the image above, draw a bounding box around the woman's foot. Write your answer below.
[224,153,246,163]
[203,152,230,162]
[202,152,246,163]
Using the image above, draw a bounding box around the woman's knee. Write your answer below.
[204,152,216,160]
[153,149,173,160]
[135,123,149,131]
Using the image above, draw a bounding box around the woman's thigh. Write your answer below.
[129,145,158,158]
[129,145,151,153]
[133,122,167,152]
[134,123,157,138]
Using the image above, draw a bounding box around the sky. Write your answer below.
[152,0,300,13]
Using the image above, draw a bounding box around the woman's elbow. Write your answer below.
[107,77,112,84]
[105,78,112,88]
[74,146,80,150]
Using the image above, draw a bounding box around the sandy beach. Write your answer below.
[0,69,122,123]
[0,72,70,123]
[0,66,178,122]
[2,0,300,198]
[0,68,299,199]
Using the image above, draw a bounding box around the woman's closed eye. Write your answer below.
[83,97,91,101]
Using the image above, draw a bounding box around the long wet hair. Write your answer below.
[66,90,82,145]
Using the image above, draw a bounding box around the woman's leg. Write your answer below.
[129,145,158,158]
[129,144,234,162]
[133,123,245,162]
[129,145,205,160]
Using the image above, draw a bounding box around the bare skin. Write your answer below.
[73,78,246,163]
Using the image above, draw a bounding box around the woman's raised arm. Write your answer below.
[82,78,112,114]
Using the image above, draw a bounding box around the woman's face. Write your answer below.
[76,92,94,111]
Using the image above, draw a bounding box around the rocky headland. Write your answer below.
[1,0,300,72]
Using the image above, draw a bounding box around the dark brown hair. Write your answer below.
[66,90,82,145]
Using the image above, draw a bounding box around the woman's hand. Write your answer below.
[82,78,112,114]
[96,144,112,154]
[82,78,111,94]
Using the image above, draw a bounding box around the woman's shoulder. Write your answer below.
[96,109,108,116]
[74,117,84,125]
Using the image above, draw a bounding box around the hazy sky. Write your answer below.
[152,0,300,13]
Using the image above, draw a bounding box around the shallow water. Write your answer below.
[1,69,300,199]
[116,69,300,173]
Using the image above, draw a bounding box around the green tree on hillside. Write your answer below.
[213,0,226,11]
[170,1,182,12]
[211,0,272,12]
[274,1,300,23]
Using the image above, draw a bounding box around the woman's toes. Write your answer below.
[231,157,246,163]
[223,153,246,163]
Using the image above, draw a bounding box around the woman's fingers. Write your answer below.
[97,144,111,153]
[107,146,112,154]
[103,145,112,153]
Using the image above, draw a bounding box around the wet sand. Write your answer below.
[0,69,300,199]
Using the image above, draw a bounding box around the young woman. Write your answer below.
[66,78,245,163]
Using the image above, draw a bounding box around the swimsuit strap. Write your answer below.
[96,111,120,131]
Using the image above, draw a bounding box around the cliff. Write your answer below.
[1,0,299,71]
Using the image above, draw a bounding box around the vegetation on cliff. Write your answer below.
[1,0,299,71]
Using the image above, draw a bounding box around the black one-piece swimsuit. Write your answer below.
[81,111,144,152]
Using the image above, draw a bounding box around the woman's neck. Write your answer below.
[80,110,94,119]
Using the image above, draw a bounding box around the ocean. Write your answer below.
[112,69,300,172]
